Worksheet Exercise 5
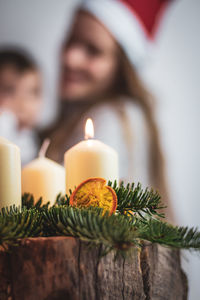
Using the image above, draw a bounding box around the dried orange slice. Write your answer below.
[70,177,117,215]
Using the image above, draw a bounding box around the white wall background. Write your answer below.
[0,0,199,299]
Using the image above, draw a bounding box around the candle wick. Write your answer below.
[38,138,51,158]
[85,133,94,140]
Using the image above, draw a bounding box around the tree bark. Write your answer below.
[0,237,188,300]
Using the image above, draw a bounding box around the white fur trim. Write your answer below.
[81,0,152,68]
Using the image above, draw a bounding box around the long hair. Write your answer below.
[118,50,172,219]
[42,47,173,220]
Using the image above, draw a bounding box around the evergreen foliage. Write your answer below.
[0,206,42,249]
[108,181,165,218]
[1,182,200,255]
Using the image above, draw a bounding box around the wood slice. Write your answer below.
[0,237,187,300]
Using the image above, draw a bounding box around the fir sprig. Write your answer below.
[54,193,70,206]
[42,206,139,251]
[42,206,200,253]
[0,181,200,256]
[0,207,42,249]
[1,205,200,254]
[137,218,200,250]
[108,181,165,218]
[22,193,50,210]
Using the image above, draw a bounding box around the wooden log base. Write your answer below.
[0,237,188,300]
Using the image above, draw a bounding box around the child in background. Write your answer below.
[0,48,42,165]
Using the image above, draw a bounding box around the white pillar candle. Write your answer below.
[65,119,119,193]
[22,140,65,206]
[0,137,21,210]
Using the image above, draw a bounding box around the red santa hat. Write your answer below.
[81,0,173,68]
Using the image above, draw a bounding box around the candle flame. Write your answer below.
[85,118,94,139]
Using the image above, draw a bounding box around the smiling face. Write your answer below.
[60,11,120,102]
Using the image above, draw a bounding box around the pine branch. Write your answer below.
[1,204,200,255]
[42,206,140,252]
[54,193,70,206]
[108,181,165,218]
[0,182,199,256]
[136,218,200,250]
[22,193,50,210]
[43,206,200,253]
[23,181,165,220]
[22,193,70,208]
[0,207,42,249]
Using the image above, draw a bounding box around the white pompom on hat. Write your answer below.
[80,0,173,69]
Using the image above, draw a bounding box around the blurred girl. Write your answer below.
[0,48,42,165]
[42,0,173,219]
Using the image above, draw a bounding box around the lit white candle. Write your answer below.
[0,137,21,209]
[65,118,119,193]
[22,139,65,206]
